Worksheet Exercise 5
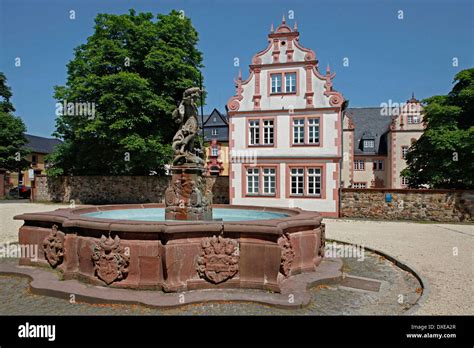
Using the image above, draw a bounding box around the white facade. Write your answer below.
[227,18,344,216]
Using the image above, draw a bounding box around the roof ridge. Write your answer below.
[202,108,228,125]
[25,133,61,140]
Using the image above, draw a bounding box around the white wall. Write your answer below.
[231,162,337,213]
[232,111,338,157]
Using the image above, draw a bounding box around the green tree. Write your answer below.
[402,68,474,189]
[48,9,204,176]
[0,72,29,172]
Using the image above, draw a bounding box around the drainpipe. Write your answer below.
[339,102,348,218]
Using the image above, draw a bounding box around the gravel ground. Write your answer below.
[324,218,474,315]
[0,202,68,244]
[0,202,472,315]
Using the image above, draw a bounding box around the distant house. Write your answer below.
[199,108,229,176]
[342,95,424,188]
[9,134,62,187]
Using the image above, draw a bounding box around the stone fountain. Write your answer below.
[12,86,331,297]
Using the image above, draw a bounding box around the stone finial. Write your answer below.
[408,91,419,103]
[326,63,331,75]
[282,14,286,24]
[294,21,298,31]
[270,23,274,33]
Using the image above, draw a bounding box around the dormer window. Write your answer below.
[360,130,376,152]
[363,140,374,149]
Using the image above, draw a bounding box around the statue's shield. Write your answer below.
[96,256,119,285]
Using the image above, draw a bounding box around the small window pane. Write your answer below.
[293,119,305,144]
[271,74,282,93]
[285,73,296,93]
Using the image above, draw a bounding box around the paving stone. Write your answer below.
[0,251,421,315]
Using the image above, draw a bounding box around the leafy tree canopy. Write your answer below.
[48,9,204,176]
[402,68,474,189]
[0,72,29,172]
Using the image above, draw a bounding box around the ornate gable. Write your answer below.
[227,17,344,113]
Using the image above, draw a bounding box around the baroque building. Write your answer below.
[227,17,344,216]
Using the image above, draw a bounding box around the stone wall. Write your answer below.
[34,176,473,222]
[34,175,230,205]
[341,188,474,222]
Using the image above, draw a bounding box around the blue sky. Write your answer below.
[0,0,472,138]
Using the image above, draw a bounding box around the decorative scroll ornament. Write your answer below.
[328,94,343,107]
[42,224,64,267]
[91,235,129,285]
[196,235,239,284]
[278,233,294,277]
[226,71,244,112]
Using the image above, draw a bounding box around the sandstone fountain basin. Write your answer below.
[14,204,326,293]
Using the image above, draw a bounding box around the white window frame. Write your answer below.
[290,168,305,195]
[211,128,218,136]
[270,74,282,94]
[263,168,276,195]
[407,109,420,124]
[211,146,218,157]
[246,168,259,195]
[353,182,367,189]
[293,118,305,144]
[263,119,274,145]
[363,140,374,148]
[249,120,260,145]
[307,168,322,196]
[354,160,365,171]
[308,118,320,144]
[285,72,296,93]
[401,176,409,186]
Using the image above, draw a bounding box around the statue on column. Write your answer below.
[165,87,213,221]
[171,87,205,166]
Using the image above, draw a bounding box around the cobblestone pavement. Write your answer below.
[0,251,420,315]
[324,219,474,315]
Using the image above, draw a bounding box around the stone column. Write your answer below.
[165,165,213,221]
